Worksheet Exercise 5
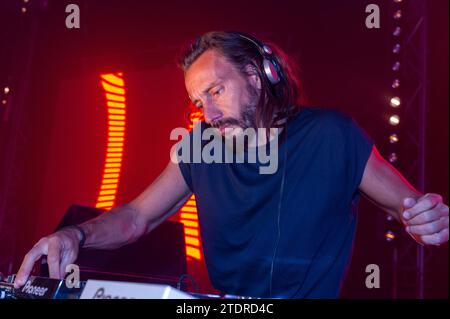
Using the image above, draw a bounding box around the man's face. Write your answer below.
[185,49,260,137]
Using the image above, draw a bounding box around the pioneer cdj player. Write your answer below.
[0,275,256,299]
[0,275,84,299]
[0,274,197,299]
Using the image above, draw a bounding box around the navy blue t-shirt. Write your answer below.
[177,107,373,298]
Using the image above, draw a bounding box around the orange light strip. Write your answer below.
[179,194,201,261]
[186,246,201,260]
[178,109,204,260]
[184,228,199,236]
[95,73,127,211]
[181,206,197,213]
[180,213,198,220]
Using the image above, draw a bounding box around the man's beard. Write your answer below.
[210,84,259,131]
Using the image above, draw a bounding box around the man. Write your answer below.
[14,31,448,298]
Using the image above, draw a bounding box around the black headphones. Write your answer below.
[236,33,283,85]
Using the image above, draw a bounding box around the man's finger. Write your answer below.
[59,261,70,281]
[14,242,48,288]
[407,216,448,236]
[403,197,416,209]
[404,203,448,226]
[59,251,76,280]
[47,239,62,279]
[420,228,449,246]
[403,194,442,219]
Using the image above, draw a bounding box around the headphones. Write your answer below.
[236,33,283,85]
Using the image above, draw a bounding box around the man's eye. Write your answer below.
[213,88,223,97]
[196,104,203,109]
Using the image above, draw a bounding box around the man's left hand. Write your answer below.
[402,193,449,246]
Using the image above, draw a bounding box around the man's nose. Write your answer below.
[203,102,222,124]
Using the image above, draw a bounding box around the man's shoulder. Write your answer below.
[292,106,373,149]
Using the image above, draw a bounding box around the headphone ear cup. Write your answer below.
[263,58,281,85]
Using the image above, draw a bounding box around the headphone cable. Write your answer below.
[268,119,288,298]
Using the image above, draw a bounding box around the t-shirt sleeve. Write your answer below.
[174,121,209,193]
[176,133,194,192]
[178,159,193,192]
[345,116,374,198]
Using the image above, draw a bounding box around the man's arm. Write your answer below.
[359,146,449,246]
[80,160,192,249]
[14,160,191,286]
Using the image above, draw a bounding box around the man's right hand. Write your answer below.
[13,227,82,288]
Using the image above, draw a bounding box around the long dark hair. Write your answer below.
[178,31,304,129]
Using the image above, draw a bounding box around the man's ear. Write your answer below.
[244,64,262,90]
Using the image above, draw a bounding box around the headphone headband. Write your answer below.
[236,33,282,85]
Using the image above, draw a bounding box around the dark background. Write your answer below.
[0,0,448,298]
